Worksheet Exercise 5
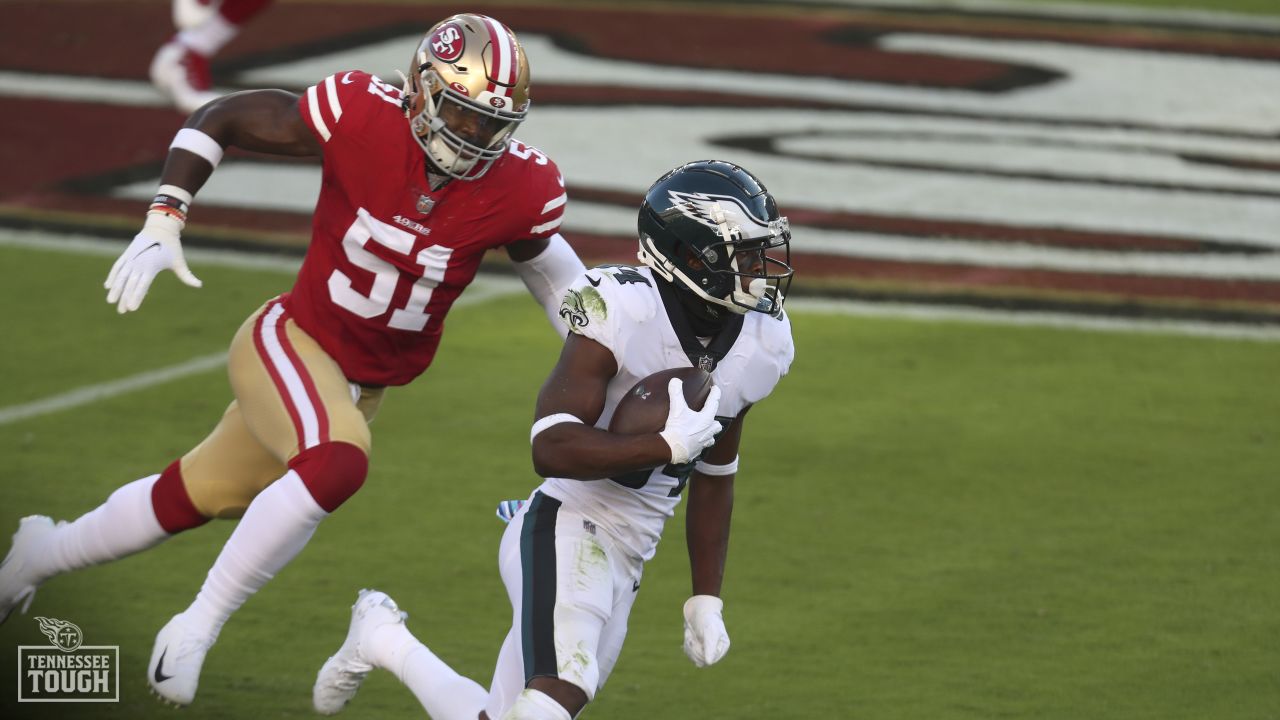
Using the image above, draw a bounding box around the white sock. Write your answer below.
[501,689,573,720]
[177,13,239,57]
[379,634,488,720]
[182,471,326,637]
[39,475,169,579]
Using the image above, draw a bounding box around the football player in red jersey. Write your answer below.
[0,14,584,707]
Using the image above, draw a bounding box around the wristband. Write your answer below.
[149,184,195,224]
[170,128,224,168]
[530,413,583,443]
[694,456,739,476]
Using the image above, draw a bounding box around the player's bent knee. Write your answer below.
[288,441,369,512]
[152,459,212,533]
[501,686,580,720]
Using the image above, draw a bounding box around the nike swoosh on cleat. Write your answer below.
[342,72,355,84]
[587,275,601,287]
[153,647,174,683]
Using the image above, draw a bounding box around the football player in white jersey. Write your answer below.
[311,160,795,720]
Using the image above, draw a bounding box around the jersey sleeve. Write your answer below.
[508,140,567,241]
[559,269,620,350]
[297,71,398,150]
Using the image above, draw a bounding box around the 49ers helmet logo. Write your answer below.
[430,23,464,62]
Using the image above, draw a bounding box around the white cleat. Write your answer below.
[148,613,217,706]
[313,589,408,715]
[0,515,59,625]
[149,39,221,114]
[172,0,221,31]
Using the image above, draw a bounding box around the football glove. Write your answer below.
[105,213,202,313]
[682,595,730,667]
[659,380,723,465]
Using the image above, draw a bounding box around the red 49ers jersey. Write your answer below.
[289,70,566,386]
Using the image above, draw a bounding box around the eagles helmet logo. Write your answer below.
[667,190,778,241]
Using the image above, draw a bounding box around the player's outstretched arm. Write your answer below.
[104,91,321,313]
[531,334,676,479]
[682,408,748,668]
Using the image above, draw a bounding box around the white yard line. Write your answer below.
[827,0,1280,31]
[786,297,1280,342]
[0,353,229,427]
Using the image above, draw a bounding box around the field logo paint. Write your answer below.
[18,616,119,702]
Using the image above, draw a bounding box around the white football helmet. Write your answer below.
[401,14,531,180]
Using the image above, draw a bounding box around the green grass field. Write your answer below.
[0,241,1277,719]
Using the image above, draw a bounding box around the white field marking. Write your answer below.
[111,117,1280,250]
[560,202,1280,280]
[0,352,230,427]
[237,33,1280,133]
[787,296,1280,342]
[0,229,523,426]
[108,160,1280,274]
[0,70,234,108]
[825,0,1280,32]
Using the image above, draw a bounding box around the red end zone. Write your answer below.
[1,0,1277,325]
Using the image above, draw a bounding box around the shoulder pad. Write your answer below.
[509,142,564,239]
[589,265,658,323]
[301,70,401,144]
[753,309,795,376]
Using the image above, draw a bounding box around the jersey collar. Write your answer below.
[656,278,744,373]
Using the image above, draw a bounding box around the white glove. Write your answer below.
[658,379,723,465]
[105,213,202,313]
[682,595,730,667]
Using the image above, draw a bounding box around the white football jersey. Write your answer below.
[538,265,794,561]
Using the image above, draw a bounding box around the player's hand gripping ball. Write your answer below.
[609,367,713,434]
[611,367,721,464]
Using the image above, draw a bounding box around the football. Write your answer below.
[609,367,713,435]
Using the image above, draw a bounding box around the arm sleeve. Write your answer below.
[513,234,586,338]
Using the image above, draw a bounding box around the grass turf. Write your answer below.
[0,243,1277,719]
